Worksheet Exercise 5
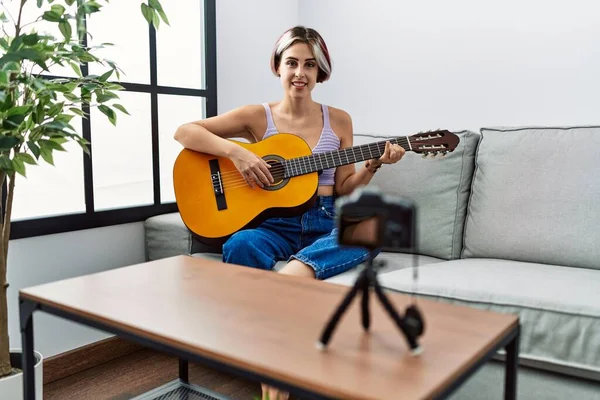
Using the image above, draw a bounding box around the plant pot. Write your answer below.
[0,349,44,400]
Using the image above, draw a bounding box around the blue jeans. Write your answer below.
[222,196,372,280]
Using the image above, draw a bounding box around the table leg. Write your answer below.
[179,358,189,383]
[504,324,520,400]
[20,299,37,400]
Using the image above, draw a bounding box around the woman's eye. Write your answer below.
[307,63,315,68]
[287,61,297,66]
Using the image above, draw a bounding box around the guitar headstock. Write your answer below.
[409,130,460,158]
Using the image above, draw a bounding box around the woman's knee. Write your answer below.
[222,230,256,258]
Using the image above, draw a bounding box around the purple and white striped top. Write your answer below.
[261,103,341,186]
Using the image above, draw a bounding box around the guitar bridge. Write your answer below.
[209,159,227,211]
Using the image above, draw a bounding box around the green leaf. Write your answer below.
[48,102,65,117]
[59,20,72,41]
[1,61,20,72]
[157,9,169,26]
[140,4,153,25]
[106,83,125,91]
[39,138,66,152]
[0,155,13,173]
[98,105,116,125]
[50,4,66,16]
[0,71,7,85]
[69,61,82,77]
[151,11,160,29]
[2,114,26,129]
[22,33,40,46]
[0,13,9,23]
[40,147,55,165]
[42,120,69,131]
[16,153,37,165]
[69,107,86,117]
[0,135,20,150]
[64,92,80,102]
[96,91,119,103]
[12,157,26,177]
[42,11,62,22]
[112,104,130,115]
[28,142,41,159]
[65,0,76,5]
[37,0,44,8]
[7,105,33,117]
[99,70,113,82]
[148,0,163,11]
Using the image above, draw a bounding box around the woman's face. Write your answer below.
[277,42,319,98]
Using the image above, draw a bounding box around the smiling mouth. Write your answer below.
[292,82,307,87]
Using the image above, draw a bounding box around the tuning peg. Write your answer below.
[422,152,429,159]
[441,151,448,157]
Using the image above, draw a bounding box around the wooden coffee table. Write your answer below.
[19,255,519,399]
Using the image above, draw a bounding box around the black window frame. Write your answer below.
[10,0,217,240]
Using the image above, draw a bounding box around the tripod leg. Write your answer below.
[370,272,421,353]
[317,268,367,349]
[361,272,370,331]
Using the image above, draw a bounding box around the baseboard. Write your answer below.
[43,336,144,385]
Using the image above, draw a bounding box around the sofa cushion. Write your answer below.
[354,130,480,260]
[462,126,600,270]
[325,253,444,286]
[144,212,191,261]
[377,258,600,378]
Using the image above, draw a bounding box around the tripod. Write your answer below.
[317,250,425,355]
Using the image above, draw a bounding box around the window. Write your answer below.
[10,0,217,239]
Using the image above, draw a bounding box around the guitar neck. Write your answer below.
[284,136,410,177]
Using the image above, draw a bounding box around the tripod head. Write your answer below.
[335,186,416,253]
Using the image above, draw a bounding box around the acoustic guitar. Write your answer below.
[173,130,459,245]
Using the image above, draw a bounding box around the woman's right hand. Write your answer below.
[229,145,274,188]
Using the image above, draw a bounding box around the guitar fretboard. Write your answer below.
[283,136,410,178]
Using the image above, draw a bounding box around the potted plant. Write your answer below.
[0,0,168,396]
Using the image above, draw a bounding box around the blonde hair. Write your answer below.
[270,26,332,83]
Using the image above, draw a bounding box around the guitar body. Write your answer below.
[173,133,319,246]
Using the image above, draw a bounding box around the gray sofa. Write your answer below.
[145,126,600,399]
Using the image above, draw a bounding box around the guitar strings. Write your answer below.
[212,137,414,180]
[210,139,415,190]
[213,140,406,180]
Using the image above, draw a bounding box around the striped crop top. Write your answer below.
[261,103,341,186]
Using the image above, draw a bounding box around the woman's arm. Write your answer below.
[174,105,273,188]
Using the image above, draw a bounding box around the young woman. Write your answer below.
[174,25,405,399]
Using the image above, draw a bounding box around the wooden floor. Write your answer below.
[44,348,262,400]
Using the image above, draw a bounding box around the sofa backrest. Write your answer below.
[354,130,481,260]
[462,126,600,270]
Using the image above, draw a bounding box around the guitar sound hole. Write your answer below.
[263,157,288,191]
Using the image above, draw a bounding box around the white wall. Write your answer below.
[6,0,299,358]
[7,223,146,356]
[215,0,299,113]
[299,0,600,135]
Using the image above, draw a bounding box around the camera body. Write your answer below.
[335,186,417,253]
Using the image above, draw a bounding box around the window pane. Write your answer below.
[156,0,205,89]
[12,119,85,221]
[86,1,150,84]
[158,95,206,203]
[3,1,77,78]
[91,92,153,210]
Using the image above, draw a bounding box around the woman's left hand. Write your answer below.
[371,141,406,167]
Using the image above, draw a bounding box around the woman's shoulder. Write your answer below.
[325,105,352,133]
